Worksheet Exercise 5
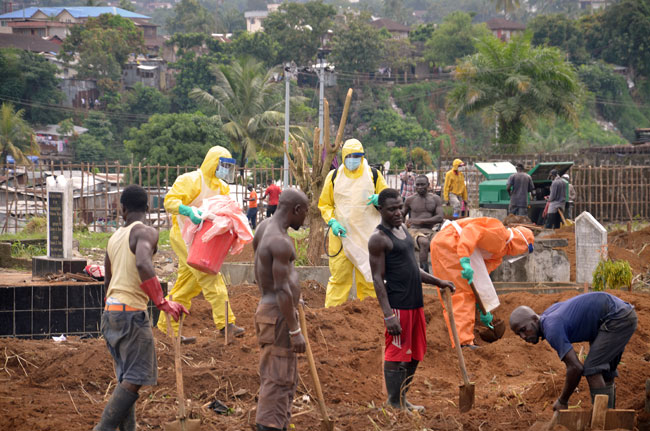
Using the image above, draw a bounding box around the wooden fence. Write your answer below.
[1,163,649,234]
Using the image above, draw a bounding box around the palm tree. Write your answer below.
[0,103,39,167]
[490,0,521,15]
[190,56,307,166]
[447,34,582,153]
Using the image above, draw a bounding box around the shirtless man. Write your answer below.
[403,175,444,272]
[252,189,308,431]
[369,188,455,412]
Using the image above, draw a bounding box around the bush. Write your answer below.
[592,259,633,291]
[23,217,46,234]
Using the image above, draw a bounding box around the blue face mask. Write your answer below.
[345,157,362,171]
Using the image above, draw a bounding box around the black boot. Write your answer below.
[118,404,135,431]
[590,385,615,409]
[402,363,425,412]
[256,424,282,431]
[384,367,406,409]
[605,382,616,409]
[94,385,138,431]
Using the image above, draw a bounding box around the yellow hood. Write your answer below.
[452,158,464,170]
[200,146,233,190]
[342,139,365,177]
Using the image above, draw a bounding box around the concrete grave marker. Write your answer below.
[46,175,73,259]
[575,211,607,284]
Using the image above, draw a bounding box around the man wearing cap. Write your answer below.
[318,139,388,307]
[506,163,534,216]
[545,169,566,229]
[443,159,468,218]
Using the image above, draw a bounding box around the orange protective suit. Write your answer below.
[430,218,534,347]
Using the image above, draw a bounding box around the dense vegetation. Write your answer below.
[2,0,649,168]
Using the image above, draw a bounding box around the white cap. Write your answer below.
[562,174,569,180]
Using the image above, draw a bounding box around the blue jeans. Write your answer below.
[247,207,258,229]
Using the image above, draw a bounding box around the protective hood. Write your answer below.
[452,158,465,170]
[342,139,365,177]
[506,226,535,256]
[200,146,233,191]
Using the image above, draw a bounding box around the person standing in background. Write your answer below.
[262,179,282,218]
[443,159,468,218]
[247,184,259,229]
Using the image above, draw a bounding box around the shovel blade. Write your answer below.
[164,418,201,431]
[459,383,475,413]
[479,319,506,343]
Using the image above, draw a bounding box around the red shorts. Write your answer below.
[385,307,426,362]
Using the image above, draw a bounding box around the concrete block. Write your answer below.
[575,211,607,284]
[220,263,331,287]
[469,208,507,221]
[491,238,570,283]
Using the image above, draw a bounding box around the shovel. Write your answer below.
[297,303,334,431]
[165,311,200,431]
[441,288,475,413]
[469,282,505,343]
[558,209,573,227]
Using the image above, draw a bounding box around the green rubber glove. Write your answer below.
[459,257,474,284]
[479,309,494,329]
[367,194,379,206]
[328,218,347,237]
[179,204,203,225]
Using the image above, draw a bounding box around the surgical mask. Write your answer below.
[345,157,362,171]
[215,157,236,183]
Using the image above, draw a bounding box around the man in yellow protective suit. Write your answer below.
[157,146,244,339]
[430,217,534,348]
[443,158,468,218]
[318,139,388,307]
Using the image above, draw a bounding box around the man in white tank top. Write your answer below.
[94,185,187,431]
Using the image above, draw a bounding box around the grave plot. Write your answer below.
[0,283,648,431]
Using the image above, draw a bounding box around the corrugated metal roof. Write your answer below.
[0,6,150,20]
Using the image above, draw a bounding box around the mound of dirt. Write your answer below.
[1,285,649,431]
[546,225,650,281]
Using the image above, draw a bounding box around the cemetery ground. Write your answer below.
[0,224,649,430]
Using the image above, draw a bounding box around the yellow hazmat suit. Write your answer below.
[443,159,468,212]
[157,146,235,335]
[318,139,388,307]
[430,218,534,346]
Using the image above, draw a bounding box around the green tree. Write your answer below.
[262,1,336,66]
[528,14,589,64]
[383,0,408,24]
[410,146,433,169]
[489,0,520,14]
[366,109,430,148]
[586,0,650,79]
[216,7,246,33]
[578,62,648,141]
[330,14,386,79]
[382,38,416,83]
[448,34,582,153]
[424,12,491,67]
[167,0,215,34]
[227,31,280,68]
[190,56,304,165]
[0,103,38,166]
[59,14,145,88]
[125,113,229,171]
[73,111,115,162]
[0,48,63,124]
[118,0,135,12]
[121,83,171,119]
[409,23,435,43]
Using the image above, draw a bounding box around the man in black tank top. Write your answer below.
[368,188,455,412]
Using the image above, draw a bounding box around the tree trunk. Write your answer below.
[306,201,325,266]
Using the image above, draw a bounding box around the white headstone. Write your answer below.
[575,211,607,284]
[46,175,73,259]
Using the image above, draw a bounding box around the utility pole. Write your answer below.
[316,48,331,157]
[283,62,296,189]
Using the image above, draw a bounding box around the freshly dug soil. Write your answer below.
[224,242,255,263]
[1,285,648,431]
[546,225,650,281]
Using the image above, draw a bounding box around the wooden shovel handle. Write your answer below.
[441,289,471,386]
[167,310,187,419]
[469,282,487,314]
[297,303,331,425]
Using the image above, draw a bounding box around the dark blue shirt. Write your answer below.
[540,292,633,360]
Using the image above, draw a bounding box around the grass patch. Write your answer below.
[11,242,47,258]
[76,231,113,250]
[0,232,46,242]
